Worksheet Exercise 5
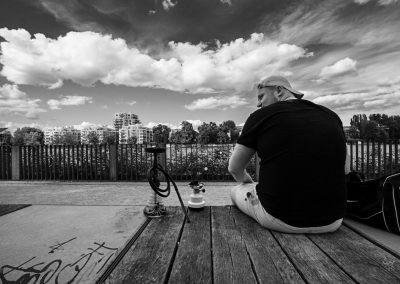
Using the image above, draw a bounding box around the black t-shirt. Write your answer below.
[237,99,347,227]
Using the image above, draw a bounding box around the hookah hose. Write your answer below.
[147,164,191,223]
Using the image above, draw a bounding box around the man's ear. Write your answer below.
[274,86,283,99]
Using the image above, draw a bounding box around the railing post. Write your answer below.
[157,143,167,182]
[11,146,20,180]
[109,144,118,181]
[158,144,167,169]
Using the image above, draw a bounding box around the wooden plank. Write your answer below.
[104,207,185,284]
[211,206,258,284]
[272,231,355,283]
[169,207,212,283]
[309,225,400,283]
[231,206,305,284]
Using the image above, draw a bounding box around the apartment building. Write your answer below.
[43,126,81,144]
[119,124,153,144]
[113,113,141,131]
[80,126,116,144]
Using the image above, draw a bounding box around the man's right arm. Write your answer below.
[228,143,256,183]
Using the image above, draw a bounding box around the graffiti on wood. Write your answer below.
[0,238,118,284]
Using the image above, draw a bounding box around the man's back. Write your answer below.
[238,99,347,227]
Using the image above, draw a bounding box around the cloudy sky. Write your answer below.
[1,0,400,132]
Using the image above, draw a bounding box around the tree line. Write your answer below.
[3,114,400,146]
[150,120,240,144]
[348,113,400,142]
[0,120,241,145]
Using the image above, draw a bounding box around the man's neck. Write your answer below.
[281,97,298,102]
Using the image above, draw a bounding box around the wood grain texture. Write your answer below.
[168,207,212,284]
[104,207,185,284]
[0,204,30,216]
[272,231,355,283]
[101,205,400,283]
[309,225,400,283]
[211,206,258,284]
[231,206,305,284]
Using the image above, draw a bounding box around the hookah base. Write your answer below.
[188,206,205,211]
[188,200,205,210]
[143,204,167,218]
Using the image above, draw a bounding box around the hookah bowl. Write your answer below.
[188,181,206,210]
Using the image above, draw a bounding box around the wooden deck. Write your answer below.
[98,206,400,284]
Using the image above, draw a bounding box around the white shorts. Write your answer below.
[231,183,342,234]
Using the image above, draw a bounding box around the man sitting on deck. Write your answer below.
[228,75,348,233]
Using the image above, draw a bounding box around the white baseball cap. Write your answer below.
[257,75,304,99]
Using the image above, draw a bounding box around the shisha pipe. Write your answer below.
[143,146,190,223]
[188,180,206,209]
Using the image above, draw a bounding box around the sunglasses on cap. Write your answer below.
[257,83,281,89]
[257,83,267,89]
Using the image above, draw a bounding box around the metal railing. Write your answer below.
[166,144,257,181]
[18,145,111,180]
[0,145,11,180]
[0,141,399,181]
[347,140,399,179]
[117,144,153,180]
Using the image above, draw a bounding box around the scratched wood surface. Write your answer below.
[104,208,185,284]
[229,206,305,283]
[168,207,212,283]
[101,206,400,284]
[0,204,30,216]
[308,225,400,283]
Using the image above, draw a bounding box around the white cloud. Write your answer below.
[301,90,320,100]
[0,84,46,119]
[311,82,400,112]
[220,0,232,5]
[72,121,109,130]
[145,120,203,130]
[47,95,93,110]
[378,0,399,4]
[116,100,137,106]
[354,0,398,5]
[145,122,179,129]
[319,57,357,81]
[185,95,248,110]
[162,0,177,11]
[0,121,43,133]
[185,120,203,131]
[0,28,310,94]
[377,76,400,87]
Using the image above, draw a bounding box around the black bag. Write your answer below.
[346,171,400,235]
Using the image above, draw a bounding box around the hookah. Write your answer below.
[143,146,190,223]
[188,181,206,210]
